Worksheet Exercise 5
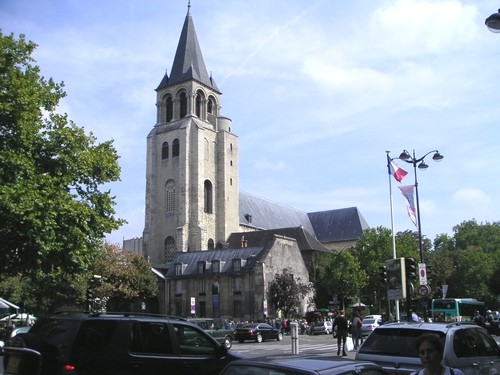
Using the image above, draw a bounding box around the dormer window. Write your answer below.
[198,261,206,274]
[212,260,220,273]
[175,263,184,275]
[232,259,241,272]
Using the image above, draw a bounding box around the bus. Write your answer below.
[431,298,485,322]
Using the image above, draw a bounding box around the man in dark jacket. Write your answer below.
[332,310,348,356]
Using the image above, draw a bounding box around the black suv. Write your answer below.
[2,312,245,375]
[356,321,500,375]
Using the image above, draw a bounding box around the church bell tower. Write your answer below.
[143,5,240,269]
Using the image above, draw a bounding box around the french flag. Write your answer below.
[387,155,408,182]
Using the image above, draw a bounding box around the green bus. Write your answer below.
[431,298,485,322]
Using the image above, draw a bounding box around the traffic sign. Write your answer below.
[417,284,431,297]
[418,263,427,285]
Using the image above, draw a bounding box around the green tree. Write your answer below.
[91,243,158,312]
[316,250,367,310]
[0,32,123,315]
[268,268,314,318]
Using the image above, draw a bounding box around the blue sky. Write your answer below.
[2,0,499,246]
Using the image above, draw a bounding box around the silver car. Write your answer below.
[356,321,500,375]
[361,317,383,337]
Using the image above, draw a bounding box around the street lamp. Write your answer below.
[398,149,444,263]
[485,9,500,33]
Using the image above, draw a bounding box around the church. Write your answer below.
[125,5,369,321]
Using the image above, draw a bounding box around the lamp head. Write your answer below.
[485,9,500,33]
[418,161,429,170]
[399,150,411,161]
[432,152,444,162]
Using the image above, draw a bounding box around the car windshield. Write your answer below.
[359,328,446,357]
[363,319,376,324]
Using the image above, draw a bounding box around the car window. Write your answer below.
[72,320,118,354]
[173,323,217,356]
[363,319,376,324]
[221,365,301,375]
[30,318,80,346]
[130,321,174,355]
[360,329,445,357]
[469,328,500,357]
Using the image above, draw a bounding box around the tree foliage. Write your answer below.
[268,268,314,318]
[316,249,368,309]
[0,32,123,314]
[90,243,158,312]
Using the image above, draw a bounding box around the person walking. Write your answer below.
[412,333,464,375]
[351,311,362,349]
[332,310,348,356]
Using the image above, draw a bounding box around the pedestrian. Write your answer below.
[351,311,362,349]
[410,309,419,322]
[473,311,484,327]
[332,310,348,356]
[412,333,464,375]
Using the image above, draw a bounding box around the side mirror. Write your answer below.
[217,343,228,358]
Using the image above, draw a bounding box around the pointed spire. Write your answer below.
[157,5,219,92]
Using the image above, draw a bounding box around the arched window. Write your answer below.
[165,236,176,262]
[179,92,187,118]
[165,180,175,212]
[208,239,214,250]
[195,93,202,118]
[207,98,213,114]
[204,180,213,214]
[166,96,173,122]
[161,142,169,160]
[172,139,180,157]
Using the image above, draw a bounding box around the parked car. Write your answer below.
[220,354,389,375]
[310,321,332,335]
[360,316,383,337]
[234,322,283,343]
[324,321,333,334]
[356,321,500,375]
[187,318,235,349]
[2,311,244,375]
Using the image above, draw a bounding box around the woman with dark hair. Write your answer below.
[412,334,464,375]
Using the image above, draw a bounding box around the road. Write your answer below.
[230,333,357,358]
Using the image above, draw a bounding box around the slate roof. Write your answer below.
[157,7,220,93]
[165,246,268,278]
[227,227,331,254]
[308,207,369,242]
[239,191,368,244]
[239,192,315,233]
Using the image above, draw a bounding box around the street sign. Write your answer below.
[417,284,431,297]
[190,297,196,314]
[418,263,427,285]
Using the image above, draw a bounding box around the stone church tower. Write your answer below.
[143,6,240,269]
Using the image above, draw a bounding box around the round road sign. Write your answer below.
[417,284,431,297]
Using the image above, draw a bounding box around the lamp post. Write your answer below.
[485,9,500,32]
[398,149,444,263]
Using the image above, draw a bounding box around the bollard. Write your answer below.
[290,322,299,354]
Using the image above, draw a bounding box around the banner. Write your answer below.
[399,185,417,227]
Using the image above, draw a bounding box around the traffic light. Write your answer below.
[425,265,432,280]
[405,257,417,280]
[379,265,388,284]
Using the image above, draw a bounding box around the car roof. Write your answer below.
[224,354,382,372]
[374,321,477,333]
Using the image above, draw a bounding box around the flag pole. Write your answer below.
[386,150,400,322]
